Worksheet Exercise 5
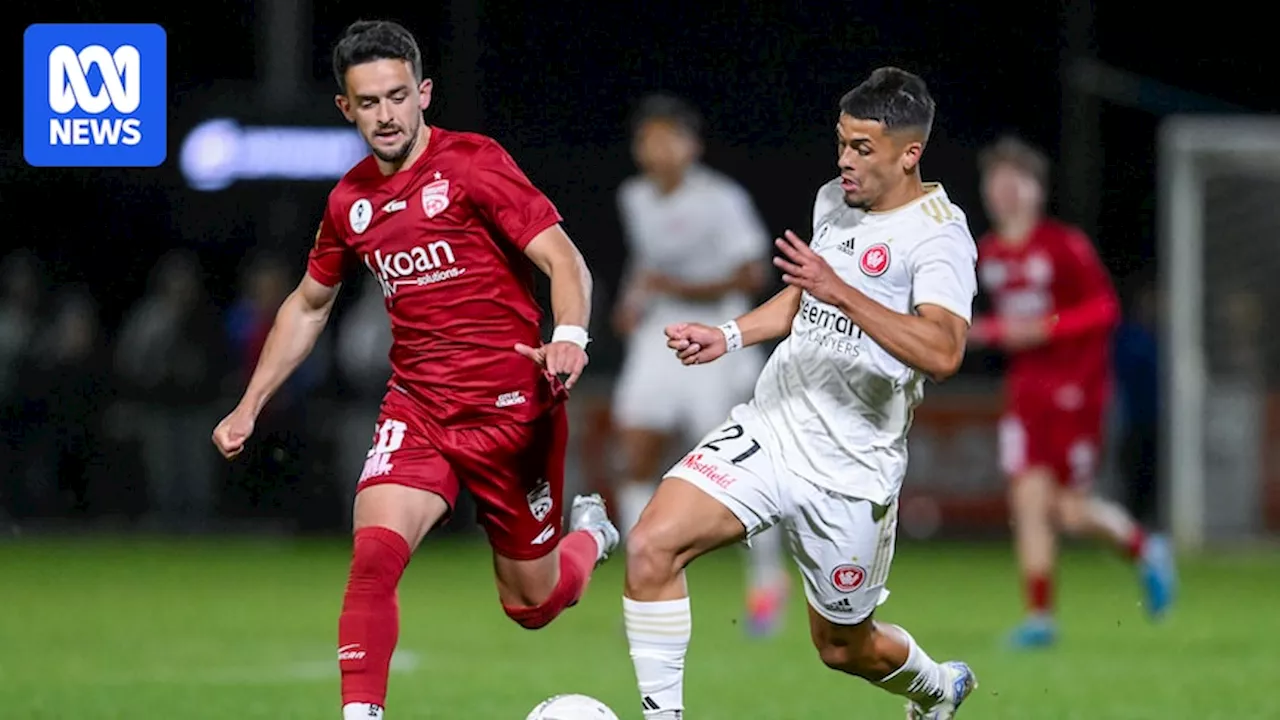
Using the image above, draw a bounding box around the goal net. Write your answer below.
[1160,116,1280,549]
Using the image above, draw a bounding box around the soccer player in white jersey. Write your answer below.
[621,67,979,720]
[611,95,789,636]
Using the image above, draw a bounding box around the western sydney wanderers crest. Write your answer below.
[421,178,450,218]
[859,243,891,277]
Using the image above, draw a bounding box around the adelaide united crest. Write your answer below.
[421,178,450,218]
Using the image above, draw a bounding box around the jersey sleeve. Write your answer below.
[909,229,979,324]
[717,183,770,266]
[1047,228,1120,340]
[468,139,564,250]
[307,200,352,287]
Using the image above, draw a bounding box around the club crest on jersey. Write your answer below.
[859,243,891,277]
[421,179,450,219]
[349,198,373,234]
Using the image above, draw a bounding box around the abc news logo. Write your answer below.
[23,24,167,168]
[48,44,143,147]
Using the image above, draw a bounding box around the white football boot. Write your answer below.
[569,493,620,566]
[905,661,977,719]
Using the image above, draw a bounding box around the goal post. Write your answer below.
[1159,115,1280,550]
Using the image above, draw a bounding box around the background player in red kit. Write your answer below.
[970,137,1176,650]
[210,21,620,719]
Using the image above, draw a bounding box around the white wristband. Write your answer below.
[718,320,743,353]
[551,325,591,350]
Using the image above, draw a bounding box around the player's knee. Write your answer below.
[346,526,411,596]
[813,633,877,677]
[624,518,682,592]
[1055,496,1088,535]
[503,602,554,630]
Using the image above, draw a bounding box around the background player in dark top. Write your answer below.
[970,136,1175,649]
[211,21,620,719]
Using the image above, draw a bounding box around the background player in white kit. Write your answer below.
[611,95,789,635]
[621,68,979,719]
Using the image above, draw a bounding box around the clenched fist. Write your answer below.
[665,322,728,366]
[212,406,256,459]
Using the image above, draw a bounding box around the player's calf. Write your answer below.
[624,477,747,719]
[499,494,618,630]
[809,609,967,714]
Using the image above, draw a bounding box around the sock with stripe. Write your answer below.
[624,596,690,719]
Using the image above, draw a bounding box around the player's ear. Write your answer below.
[418,79,434,111]
[334,95,354,123]
[900,139,924,173]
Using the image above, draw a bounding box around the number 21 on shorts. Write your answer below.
[361,419,407,484]
[700,422,762,465]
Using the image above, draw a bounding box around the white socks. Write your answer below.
[624,597,691,719]
[877,625,947,708]
[342,703,383,719]
[617,481,656,538]
[746,525,786,589]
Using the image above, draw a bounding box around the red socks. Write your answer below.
[339,527,412,708]
[503,530,599,629]
[1026,574,1053,615]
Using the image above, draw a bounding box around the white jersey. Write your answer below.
[748,180,978,504]
[617,165,769,327]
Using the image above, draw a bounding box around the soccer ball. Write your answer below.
[525,693,620,720]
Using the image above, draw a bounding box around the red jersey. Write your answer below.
[308,127,565,427]
[975,219,1120,409]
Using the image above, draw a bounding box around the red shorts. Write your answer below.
[998,402,1104,489]
[357,388,568,560]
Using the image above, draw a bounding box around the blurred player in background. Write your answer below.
[211,21,619,719]
[970,136,1176,649]
[623,68,978,720]
[610,94,788,636]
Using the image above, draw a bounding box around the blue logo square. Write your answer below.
[23,23,167,168]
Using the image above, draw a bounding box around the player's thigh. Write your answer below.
[352,396,461,549]
[645,413,784,565]
[1051,407,1105,491]
[785,481,898,627]
[450,405,569,592]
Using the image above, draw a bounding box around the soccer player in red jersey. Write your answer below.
[970,137,1176,649]
[210,21,620,718]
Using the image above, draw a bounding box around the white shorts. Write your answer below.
[665,405,897,625]
[612,326,762,437]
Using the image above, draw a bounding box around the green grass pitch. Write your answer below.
[1,536,1276,719]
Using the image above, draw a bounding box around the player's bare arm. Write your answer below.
[212,274,340,459]
[666,284,801,366]
[515,223,593,389]
[773,229,966,382]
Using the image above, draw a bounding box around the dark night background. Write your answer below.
[6,0,1277,346]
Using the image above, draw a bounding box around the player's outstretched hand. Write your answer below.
[664,322,726,365]
[515,341,589,390]
[773,230,843,306]
[212,406,255,460]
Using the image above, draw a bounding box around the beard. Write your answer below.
[370,118,420,163]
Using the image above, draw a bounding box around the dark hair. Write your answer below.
[978,135,1050,189]
[332,20,423,92]
[839,67,936,140]
[630,93,702,140]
